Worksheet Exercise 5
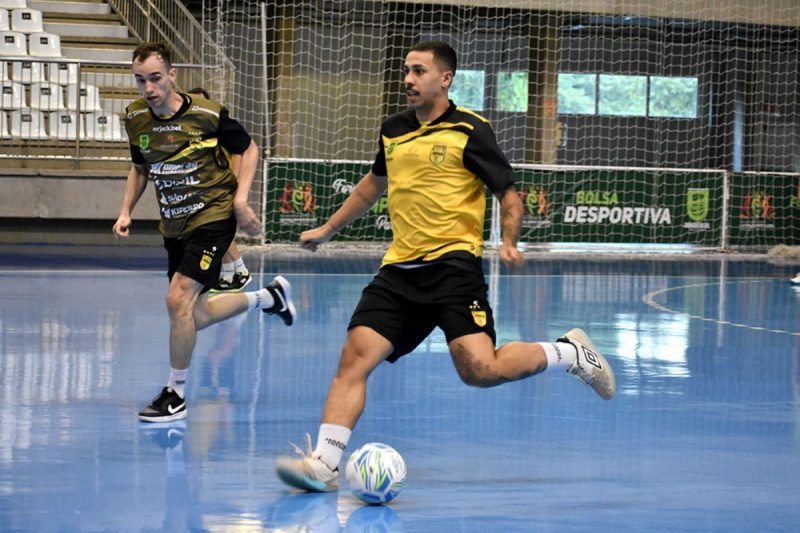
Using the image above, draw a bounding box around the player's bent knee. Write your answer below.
[454,366,498,388]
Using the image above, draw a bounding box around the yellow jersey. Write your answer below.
[372,101,514,266]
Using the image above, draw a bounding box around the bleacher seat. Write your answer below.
[29,81,63,111]
[28,32,60,57]
[0,60,8,81]
[0,30,26,55]
[0,1,26,9]
[0,110,8,137]
[49,110,82,140]
[10,108,46,138]
[0,10,9,32]
[11,58,44,83]
[66,82,101,112]
[47,60,77,85]
[0,80,23,109]
[84,111,123,142]
[10,8,42,33]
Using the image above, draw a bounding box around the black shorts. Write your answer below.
[163,216,237,290]
[348,256,496,362]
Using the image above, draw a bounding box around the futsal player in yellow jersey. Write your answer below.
[275,41,616,492]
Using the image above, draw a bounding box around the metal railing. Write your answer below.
[107,0,235,108]
[0,57,224,169]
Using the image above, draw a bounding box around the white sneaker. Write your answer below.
[791,273,800,285]
[558,328,616,400]
[275,433,339,492]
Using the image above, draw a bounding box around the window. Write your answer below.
[496,71,528,112]
[558,73,699,118]
[598,74,647,116]
[450,70,485,111]
[649,76,698,118]
[557,73,595,114]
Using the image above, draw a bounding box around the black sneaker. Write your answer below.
[262,275,296,326]
[210,271,253,293]
[138,387,187,422]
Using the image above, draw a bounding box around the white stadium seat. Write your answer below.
[28,32,60,57]
[10,108,46,138]
[0,80,24,109]
[84,111,122,142]
[10,57,44,83]
[0,60,8,81]
[10,8,42,34]
[0,10,9,32]
[47,60,77,85]
[49,110,82,140]
[0,30,26,55]
[66,82,101,112]
[29,81,63,111]
[0,1,26,9]
[0,110,8,137]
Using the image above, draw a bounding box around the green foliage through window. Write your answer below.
[558,72,699,118]
[649,77,698,118]
[450,70,485,111]
[557,73,595,114]
[497,71,528,112]
[599,74,647,116]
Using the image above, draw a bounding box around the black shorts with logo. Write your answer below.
[348,253,496,362]
[163,216,237,290]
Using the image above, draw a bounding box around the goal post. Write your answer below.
[201,0,800,251]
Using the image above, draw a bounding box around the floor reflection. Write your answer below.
[0,259,798,531]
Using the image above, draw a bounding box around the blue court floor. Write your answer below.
[0,245,798,532]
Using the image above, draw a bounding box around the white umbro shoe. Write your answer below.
[791,273,800,285]
[275,433,339,492]
[558,328,616,400]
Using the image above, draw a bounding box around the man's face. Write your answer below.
[132,53,177,113]
[403,50,452,113]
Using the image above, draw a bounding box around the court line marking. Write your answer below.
[642,280,800,336]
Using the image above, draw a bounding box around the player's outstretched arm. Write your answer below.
[299,171,387,252]
[113,164,148,239]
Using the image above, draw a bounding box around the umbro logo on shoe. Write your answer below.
[581,347,603,369]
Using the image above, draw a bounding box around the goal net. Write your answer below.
[203,0,800,250]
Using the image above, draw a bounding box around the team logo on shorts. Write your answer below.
[199,248,215,271]
[429,145,447,165]
[469,301,486,327]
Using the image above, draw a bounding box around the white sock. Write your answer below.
[541,342,578,371]
[220,261,235,281]
[232,257,247,274]
[314,423,352,471]
[245,288,274,311]
[168,367,188,398]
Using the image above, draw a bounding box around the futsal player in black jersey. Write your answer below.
[276,41,615,492]
[114,43,296,423]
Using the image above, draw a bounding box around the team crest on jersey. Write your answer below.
[469,301,487,327]
[386,142,397,157]
[139,134,150,150]
[430,145,447,165]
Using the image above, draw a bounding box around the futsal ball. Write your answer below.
[345,442,406,504]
